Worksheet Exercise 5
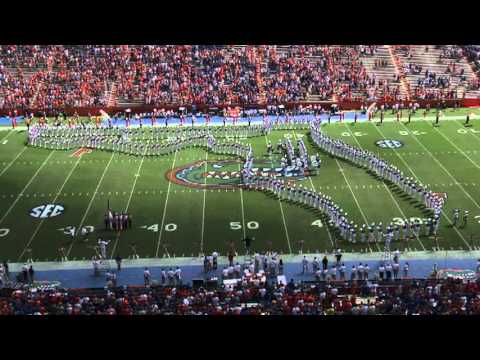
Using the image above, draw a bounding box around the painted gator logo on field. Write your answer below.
[166,159,311,190]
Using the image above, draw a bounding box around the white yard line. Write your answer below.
[18,156,82,261]
[373,124,472,250]
[334,159,373,228]
[155,150,178,257]
[328,135,380,252]
[200,152,208,254]
[342,124,426,251]
[433,123,480,172]
[66,152,116,257]
[292,130,334,249]
[459,121,480,144]
[238,163,247,240]
[110,146,148,258]
[0,147,28,178]
[0,130,13,143]
[264,134,292,254]
[0,150,55,226]
[399,122,480,210]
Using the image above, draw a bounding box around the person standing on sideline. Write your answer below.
[212,251,218,270]
[228,251,234,267]
[244,236,253,255]
[339,263,346,280]
[115,255,122,271]
[144,267,151,287]
[2,261,9,280]
[403,262,409,278]
[302,256,309,274]
[175,267,182,285]
[379,263,385,281]
[279,259,284,275]
[322,255,328,271]
[351,265,357,281]
[161,269,167,285]
[357,263,364,280]
[393,262,400,280]
[203,256,209,273]
[93,257,100,277]
[393,249,400,264]
[335,249,342,265]
[21,264,29,283]
[385,263,393,281]
[364,263,370,280]
[28,265,34,284]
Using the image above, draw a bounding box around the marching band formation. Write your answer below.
[309,119,445,244]
[27,117,446,244]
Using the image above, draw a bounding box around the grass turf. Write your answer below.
[1,115,480,262]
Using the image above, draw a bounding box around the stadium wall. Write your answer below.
[0,99,472,116]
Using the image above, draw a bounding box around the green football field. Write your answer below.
[2,114,480,262]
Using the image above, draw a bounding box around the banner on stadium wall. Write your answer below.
[436,269,477,282]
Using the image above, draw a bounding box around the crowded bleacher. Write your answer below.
[1,45,479,111]
[1,277,479,315]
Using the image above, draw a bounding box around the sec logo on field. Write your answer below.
[30,204,65,219]
[375,139,404,149]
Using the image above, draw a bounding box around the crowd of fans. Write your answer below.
[0,45,477,110]
[462,45,480,91]
[0,252,478,315]
[1,276,479,315]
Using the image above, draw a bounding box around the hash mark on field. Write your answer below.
[265,134,292,254]
[375,123,471,250]
[201,153,209,253]
[401,122,480,211]
[0,151,55,227]
[67,152,116,257]
[18,156,82,261]
[0,147,28,178]
[156,150,178,257]
[111,144,148,258]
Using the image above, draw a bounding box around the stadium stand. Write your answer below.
[2,45,479,111]
[1,277,479,315]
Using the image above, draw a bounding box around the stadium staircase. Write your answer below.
[361,45,409,101]
[106,82,118,107]
[253,47,267,104]
[385,45,412,100]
